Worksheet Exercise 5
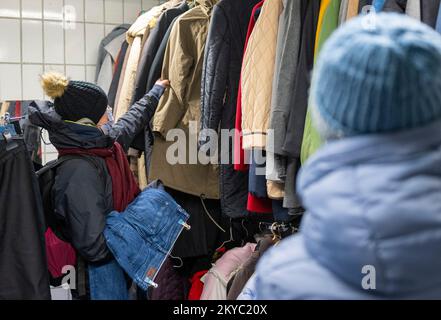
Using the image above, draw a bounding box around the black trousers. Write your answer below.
[0,138,50,300]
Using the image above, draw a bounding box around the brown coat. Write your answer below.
[149,0,220,199]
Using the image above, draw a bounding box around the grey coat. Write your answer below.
[266,0,302,183]
[95,25,130,94]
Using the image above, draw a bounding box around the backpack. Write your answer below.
[36,155,100,278]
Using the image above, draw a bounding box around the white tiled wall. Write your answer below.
[0,0,163,102]
[0,0,163,164]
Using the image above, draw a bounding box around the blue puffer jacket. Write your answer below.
[240,120,441,300]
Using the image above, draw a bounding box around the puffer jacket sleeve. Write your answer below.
[237,274,258,300]
[107,87,162,152]
[151,20,194,139]
[199,5,230,146]
[53,159,112,263]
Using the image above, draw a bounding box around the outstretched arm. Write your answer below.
[102,80,169,152]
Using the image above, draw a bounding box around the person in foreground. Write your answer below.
[240,13,441,300]
[29,72,169,297]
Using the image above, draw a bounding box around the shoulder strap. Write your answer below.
[36,154,102,178]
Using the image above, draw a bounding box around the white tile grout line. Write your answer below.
[103,0,106,32]
[40,0,45,99]
[121,0,126,23]
[0,15,110,24]
[62,0,67,76]
[1,0,127,100]
[19,0,24,101]
[0,62,98,66]
[83,0,87,80]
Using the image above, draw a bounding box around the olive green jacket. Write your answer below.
[149,0,220,199]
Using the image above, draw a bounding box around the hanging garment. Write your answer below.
[199,0,260,218]
[226,237,273,300]
[267,181,284,200]
[301,0,341,164]
[2,100,43,165]
[248,151,269,199]
[114,2,178,190]
[339,0,350,24]
[436,3,441,32]
[373,0,387,12]
[346,0,360,20]
[200,243,256,300]
[149,0,220,199]
[246,149,272,213]
[108,41,129,110]
[281,0,320,209]
[245,120,441,300]
[234,1,263,171]
[358,0,373,12]
[0,138,51,300]
[240,0,284,150]
[95,24,130,94]
[246,193,272,213]
[132,1,190,106]
[140,16,183,181]
[113,42,132,119]
[383,0,407,13]
[421,0,441,28]
[189,270,209,300]
[167,187,225,259]
[146,17,180,96]
[266,0,302,184]
[114,2,176,121]
[130,1,190,153]
[406,0,421,19]
[149,257,188,300]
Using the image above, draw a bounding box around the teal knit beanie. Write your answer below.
[311,13,441,135]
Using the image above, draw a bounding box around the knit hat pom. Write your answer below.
[40,72,69,99]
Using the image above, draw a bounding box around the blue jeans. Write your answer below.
[104,188,189,291]
[88,259,128,300]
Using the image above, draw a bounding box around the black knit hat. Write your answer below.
[40,72,108,124]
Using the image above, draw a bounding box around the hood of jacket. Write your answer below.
[196,0,217,15]
[297,120,441,296]
[127,0,182,40]
[28,101,113,150]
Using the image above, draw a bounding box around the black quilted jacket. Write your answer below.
[199,0,260,218]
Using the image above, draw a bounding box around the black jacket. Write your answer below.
[0,138,51,300]
[383,0,440,27]
[198,0,260,218]
[130,2,190,152]
[132,1,189,105]
[383,0,408,13]
[28,92,160,263]
[422,0,440,28]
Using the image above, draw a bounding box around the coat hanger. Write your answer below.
[0,112,20,150]
[215,219,234,252]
